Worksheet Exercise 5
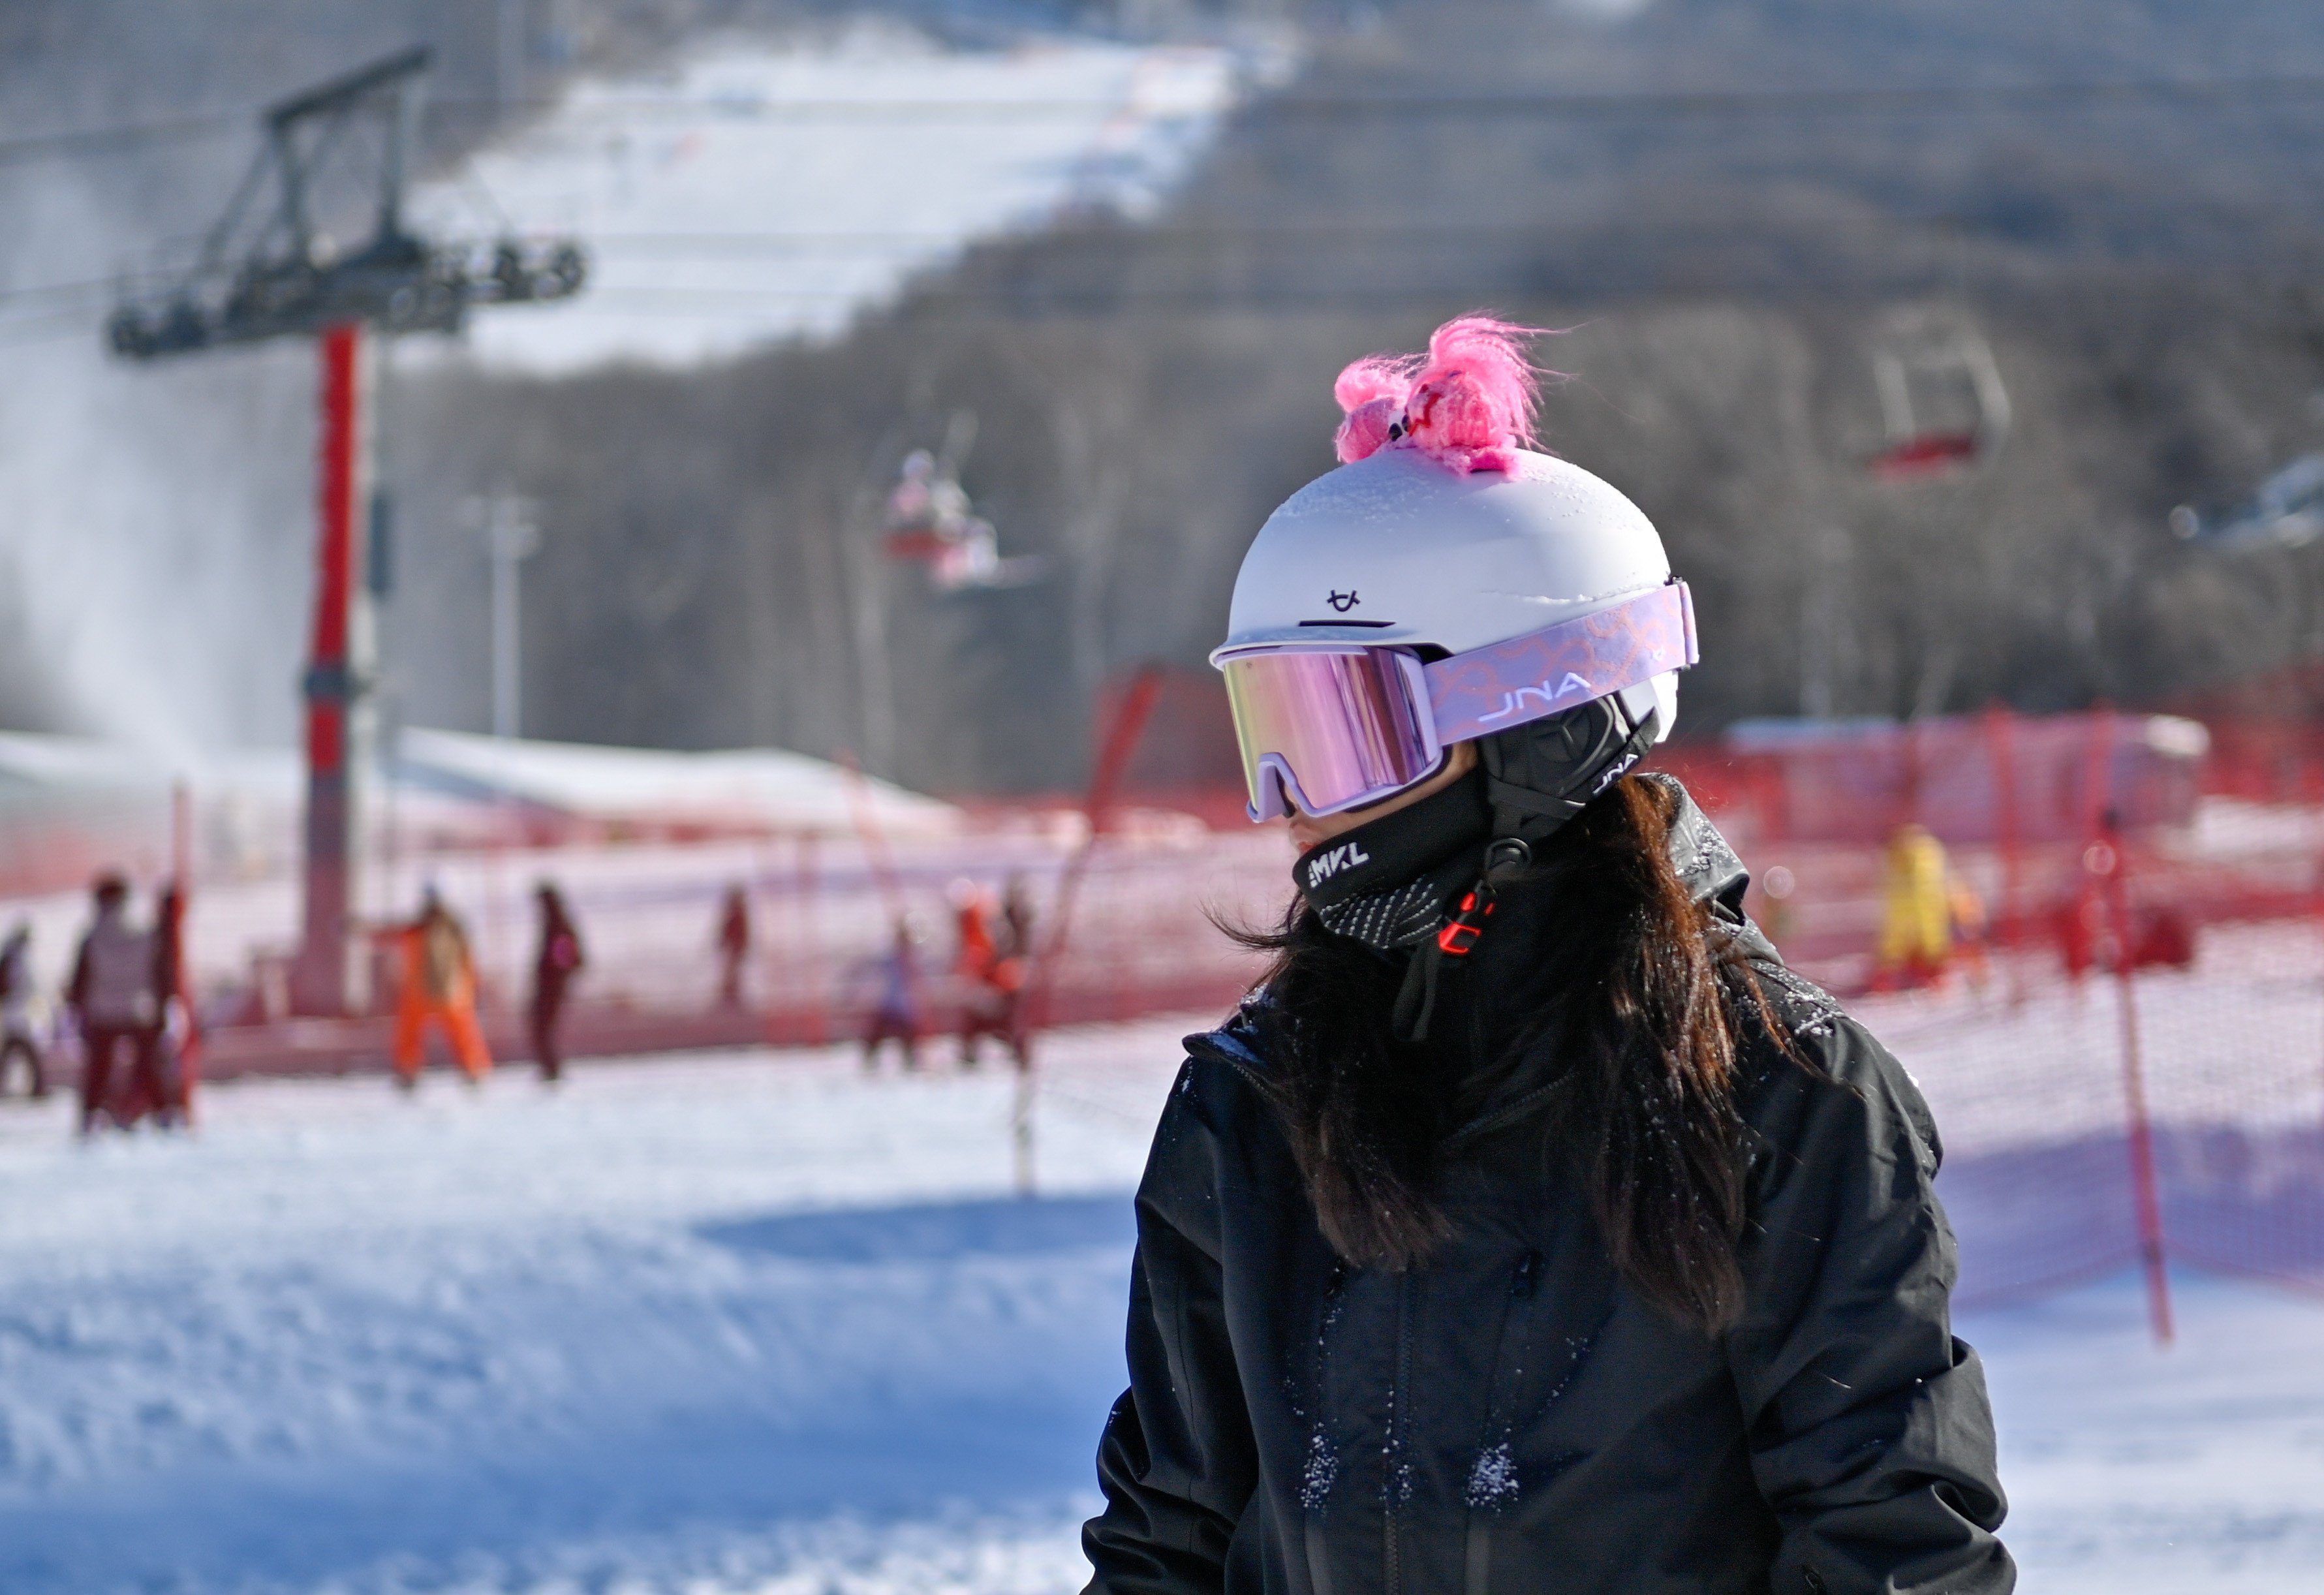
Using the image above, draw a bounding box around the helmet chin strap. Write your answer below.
[1388,685,1662,1044]
[1290,685,1661,1045]
[1478,681,1662,848]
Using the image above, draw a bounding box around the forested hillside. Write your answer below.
[11,1,2324,790]
[370,0,2324,791]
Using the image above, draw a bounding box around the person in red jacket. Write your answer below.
[715,884,751,1010]
[530,883,585,1083]
[148,882,198,1128]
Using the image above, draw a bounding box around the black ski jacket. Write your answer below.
[1083,795,2011,1595]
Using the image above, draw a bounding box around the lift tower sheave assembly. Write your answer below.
[107,48,587,1016]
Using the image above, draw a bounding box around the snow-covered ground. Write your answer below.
[413,22,1282,373]
[0,1012,2317,1593]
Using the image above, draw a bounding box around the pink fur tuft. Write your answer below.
[1402,315,1541,468]
[1327,315,1547,473]
[1335,397,1401,464]
[1331,354,1419,463]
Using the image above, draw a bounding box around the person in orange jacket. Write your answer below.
[952,880,1029,1071]
[389,889,491,1087]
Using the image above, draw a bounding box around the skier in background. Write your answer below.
[388,889,492,1089]
[1000,875,1036,976]
[0,921,47,1100]
[148,883,197,1128]
[883,443,1042,591]
[715,884,751,1010]
[952,880,1029,1070]
[1872,823,1985,992]
[858,918,922,1073]
[530,883,585,1084]
[67,874,161,1134]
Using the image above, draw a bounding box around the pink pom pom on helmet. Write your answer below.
[1329,314,1545,474]
[1331,354,1417,465]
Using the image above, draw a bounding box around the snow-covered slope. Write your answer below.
[0,1023,1176,1594]
[0,1015,2319,1592]
[412,22,1273,373]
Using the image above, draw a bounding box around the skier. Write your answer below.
[66,875,161,1134]
[148,883,197,1128]
[0,921,47,1100]
[999,875,1036,974]
[388,889,492,1088]
[530,883,585,1083]
[858,918,922,1074]
[951,880,1027,1070]
[715,884,751,1010]
[1872,822,1957,991]
[1082,318,2011,1594]
[884,445,1042,591]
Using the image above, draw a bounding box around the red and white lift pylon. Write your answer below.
[107,48,585,1015]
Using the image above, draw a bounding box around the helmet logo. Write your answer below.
[1478,672,1596,724]
[1326,589,1360,612]
[1591,751,1641,796]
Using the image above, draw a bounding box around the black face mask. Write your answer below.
[1292,773,1493,951]
[1288,687,1661,1042]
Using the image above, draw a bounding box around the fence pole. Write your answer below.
[835,753,910,929]
[2098,805,2174,1347]
[1985,705,2026,1008]
[836,752,920,1064]
[1015,666,1168,1196]
[1010,1049,1037,1198]
[798,833,828,1049]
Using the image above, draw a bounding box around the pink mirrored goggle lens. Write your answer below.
[1220,648,1442,822]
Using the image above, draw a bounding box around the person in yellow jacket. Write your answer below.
[1874,824,1956,991]
[388,890,492,1087]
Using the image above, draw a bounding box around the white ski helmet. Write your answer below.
[1212,317,1695,824]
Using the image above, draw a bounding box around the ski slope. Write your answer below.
[0,1015,2316,1592]
[412,22,1276,373]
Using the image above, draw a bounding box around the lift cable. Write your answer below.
[11,69,2324,168]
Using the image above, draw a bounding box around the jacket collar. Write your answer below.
[1189,775,1774,1092]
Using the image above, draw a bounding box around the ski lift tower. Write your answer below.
[106,47,587,1015]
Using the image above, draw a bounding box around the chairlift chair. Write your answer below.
[1866,313,2012,483]
[880,410,1046,591]
[2169,453,2324,550]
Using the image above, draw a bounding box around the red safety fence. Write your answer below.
[5,701,2323,1332]
[1874,919,2324,1323]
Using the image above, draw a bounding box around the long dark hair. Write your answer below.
[1238,775,1780,1334]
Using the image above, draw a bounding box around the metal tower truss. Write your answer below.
[104,47,586,1015]
[107,46,585,360]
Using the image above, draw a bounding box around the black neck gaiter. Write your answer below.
[1292,774,1493,951]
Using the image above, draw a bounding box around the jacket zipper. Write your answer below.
[1186,1031,1554,1595]
[1384,1270,1414,1595]
[1304,1264,1347,1595]
[1463,1250,1542,1595]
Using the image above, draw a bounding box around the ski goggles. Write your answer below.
[1216,580,1696,822]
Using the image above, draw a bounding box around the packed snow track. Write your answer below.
[0,1017,2316,1594]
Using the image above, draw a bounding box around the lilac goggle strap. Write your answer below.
[1424,581,1697,745]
